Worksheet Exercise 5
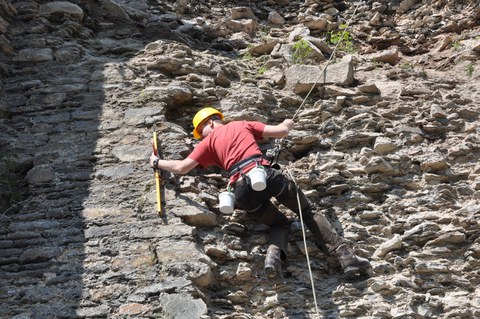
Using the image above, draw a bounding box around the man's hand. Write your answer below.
[150,153,160,168]
[263,118,294,139]
[282,119,294,132]
[150,153,172,182]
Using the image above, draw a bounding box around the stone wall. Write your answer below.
[1,0,479,318]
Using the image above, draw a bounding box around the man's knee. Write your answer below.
[276,179,313,212]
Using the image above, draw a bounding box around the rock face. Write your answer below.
[0,0,479,318]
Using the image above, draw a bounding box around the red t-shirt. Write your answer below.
[188,121,270,182]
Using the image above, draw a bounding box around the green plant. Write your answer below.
[400,62,414,71]
[257,65,268,75]
[327,23,356,53]
[452,40,462,51]
[466,63,474,77]
[240,49,253,61]
[291,39,314,64]
[242,71,253,79]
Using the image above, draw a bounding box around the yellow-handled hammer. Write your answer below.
[152,132,162,216]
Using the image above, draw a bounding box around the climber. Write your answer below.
[149,107,371,279]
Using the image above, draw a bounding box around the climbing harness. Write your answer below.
[268,138,283,169]
[227,154,264,177]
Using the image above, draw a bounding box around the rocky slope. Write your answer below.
[1,0,479,318]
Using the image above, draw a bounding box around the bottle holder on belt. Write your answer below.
[227,154,264,177]
[227,154,267,191]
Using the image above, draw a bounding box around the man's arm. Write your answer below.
[262,119,294,138]
[150,154,199,175]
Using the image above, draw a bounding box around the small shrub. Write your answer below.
[400,62,414,71]
[257,65,268,75]
[452,40,462,51]
[291,39,314,64]
[466,63,474,77]
[327,23,356,53]
[240,50,253,61]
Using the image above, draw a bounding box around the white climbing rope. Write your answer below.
[271,1,363,162]
[286,168,320,317]
[281,2,364,318]
[291,1,362,121]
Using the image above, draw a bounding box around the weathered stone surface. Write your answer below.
[372,49,399,65]
[159,293,208,319]
[170,203,218,227]
[41,1,84,21]
[284,56,354,94]
[94,164,135,180]
[25,165,55,184]
[129,224,196,239]
[13,48,53,62]
[111,145,150,162]
[18,247,62,263]
[268,11,284,25]
[2,0,480,318]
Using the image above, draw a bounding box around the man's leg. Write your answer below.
[272,172,344,251]
[234,178,289,278]
[274,173,371,278]
[252,200,290,278]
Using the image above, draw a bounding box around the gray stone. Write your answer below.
[303,36,333,55]
[397,0,420,13]
[374,136,397,155]
[419,154,448,172]
[284,55,354,94]
[231,7,256,20]
[268,11,284,25]
[159,293,207,319]
[99,0,130,21]
[112,145,150,162]
[134,277,192,296]
[13,48,53,62]
[76,304,109,318]
[19,247,62,263]
[129,224,196,239]
[41,1,84,21]
[288,25,310,42]
[248,39,280,56]
[303,16,328,31]
[372,49,399,65]
[170,203,218,227]
[373,234,402,258]
[95,164,135,180]
[225,18,257,37]
[25,165,55,184]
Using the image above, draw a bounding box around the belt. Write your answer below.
[227,154,264,178]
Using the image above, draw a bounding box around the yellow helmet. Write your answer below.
[192,107,224,139]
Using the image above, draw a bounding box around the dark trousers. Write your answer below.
[233,168,345,259]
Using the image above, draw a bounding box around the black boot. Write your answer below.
[334,243,371,279]
[264,245,282,279]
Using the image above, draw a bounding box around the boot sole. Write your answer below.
[264,265,277,278]
[344,265,372,280]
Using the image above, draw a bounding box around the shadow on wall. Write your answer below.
[0,1,103,317]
